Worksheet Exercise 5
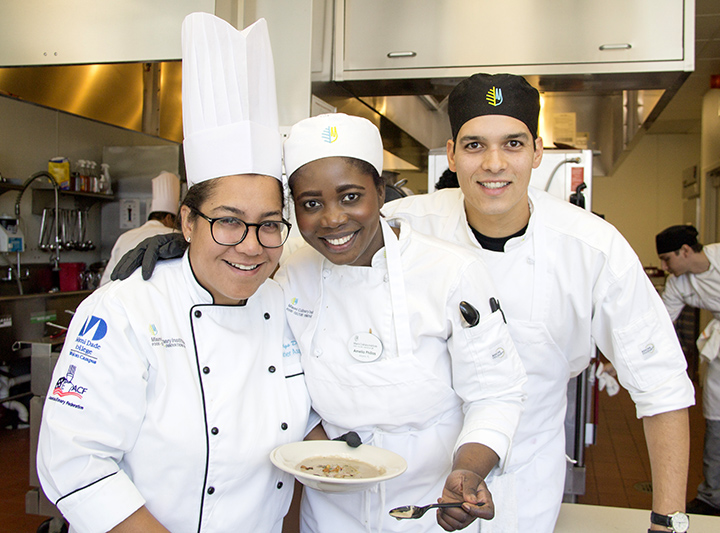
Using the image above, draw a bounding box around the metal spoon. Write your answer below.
[389,502,468,520]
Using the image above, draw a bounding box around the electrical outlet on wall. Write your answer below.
[119,199,141,229]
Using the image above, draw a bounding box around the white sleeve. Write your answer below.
[446,259,527,470]
[591,262,694,418]
[661,276,687,322]
[37,291,149,533]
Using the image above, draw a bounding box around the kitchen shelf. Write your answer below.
[31,187,115,215]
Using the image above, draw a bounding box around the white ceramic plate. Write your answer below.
[270,440,407,493]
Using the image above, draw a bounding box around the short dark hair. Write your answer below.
[435,169,459,190]
[148,211,174,222]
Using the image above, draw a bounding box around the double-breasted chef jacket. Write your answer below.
[663,242,720,420]
[37,252,311,533]
[275,217,527,532]
[383,187,695,533]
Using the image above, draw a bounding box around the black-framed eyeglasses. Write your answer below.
[190,208,292,249]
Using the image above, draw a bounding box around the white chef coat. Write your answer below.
[38,252,311,533]
[662,242,720,419]
[275,218,527,533]
[383,187,695,533]
[99,220,177,286]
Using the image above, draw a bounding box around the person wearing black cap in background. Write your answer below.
[656,224,720,517]
[383,73,694,532]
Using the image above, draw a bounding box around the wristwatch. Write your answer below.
[650,511,690,532]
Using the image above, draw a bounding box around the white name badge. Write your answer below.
[348,332,383,362]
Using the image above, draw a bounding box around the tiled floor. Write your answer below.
[0,382,708,532]
[0,425,50,533]
[578,381,706,508]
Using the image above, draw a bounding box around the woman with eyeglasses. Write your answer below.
[36,14,310,533]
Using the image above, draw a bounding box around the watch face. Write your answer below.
[671,512,690,532]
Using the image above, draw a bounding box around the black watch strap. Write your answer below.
[650,511,672,528]
[650,510,689,532]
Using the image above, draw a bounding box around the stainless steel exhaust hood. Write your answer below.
[0,62,185,143]
[0,63,690,179]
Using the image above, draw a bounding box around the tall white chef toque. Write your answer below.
[283,113,384,179]
[181,13,282,187]
[150,171,181,215]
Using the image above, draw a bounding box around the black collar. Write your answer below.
[471,224,529,252]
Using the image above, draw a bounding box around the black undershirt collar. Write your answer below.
[471,223,529,252]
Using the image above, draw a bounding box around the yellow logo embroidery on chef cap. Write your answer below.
[486,87,503,107]
[322,126,338,143]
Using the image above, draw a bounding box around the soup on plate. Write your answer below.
[297,456,385,479]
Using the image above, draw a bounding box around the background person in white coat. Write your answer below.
[382,73,695,533]
[37,13,310,533]
[99,170,181,286]
[657,224,720,517]
[276,113,527,532]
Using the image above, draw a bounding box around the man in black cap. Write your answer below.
[656,224,720,516]
[384,72,694,532]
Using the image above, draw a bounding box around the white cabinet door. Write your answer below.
[342,0,686,73]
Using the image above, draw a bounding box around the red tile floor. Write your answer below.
[0,382,708,532]
[577,383,705,509]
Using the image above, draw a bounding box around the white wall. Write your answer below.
[593,132,701,267]
[701,89,720,243]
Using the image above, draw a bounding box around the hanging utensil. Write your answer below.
[40,208,55,251]
[78,208,95,250]
[38,207,49,250]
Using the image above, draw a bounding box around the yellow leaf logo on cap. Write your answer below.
[321,126,338,143]
[486,87,503,107]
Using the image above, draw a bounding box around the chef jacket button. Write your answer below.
[322,269,330,278]
[527,257,535,265]
[264,312,270,320]
[276,481,283,489]
[211,427,219,435]
[207,487,215,495]
[194,310,202,318]
[314,348,322,356]
[383,274,389,283]
[203,366,210,374]
[281,422,288,430]
[268,365,276,373]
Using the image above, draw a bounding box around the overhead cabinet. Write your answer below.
[336,0,692,80]
[0,0,218,66]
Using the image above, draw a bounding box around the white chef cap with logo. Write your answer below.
[283,113,384,179]
[181,13,281,187]
[150,171,181,215]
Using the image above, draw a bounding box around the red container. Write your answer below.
[59,262,86,292]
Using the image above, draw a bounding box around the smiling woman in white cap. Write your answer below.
[275,112,527,532]
[36,13,310,533]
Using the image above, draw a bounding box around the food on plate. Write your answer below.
[297,456,385,479]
